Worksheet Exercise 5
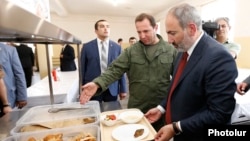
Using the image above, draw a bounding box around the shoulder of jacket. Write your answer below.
[109,40,120,46]
[83,39,96,46]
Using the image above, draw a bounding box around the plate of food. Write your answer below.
[111,124,149,141]
[100,113,118,127]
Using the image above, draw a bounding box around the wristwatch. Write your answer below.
[172,122,181,135]
[3,103,11,107]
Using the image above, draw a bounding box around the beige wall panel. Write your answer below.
[235,37,250,68]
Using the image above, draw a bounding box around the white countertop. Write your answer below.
[27,70,79,103]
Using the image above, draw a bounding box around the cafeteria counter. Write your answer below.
[25,70,79,108]
[231,92,250,125]
[0,101,122,139]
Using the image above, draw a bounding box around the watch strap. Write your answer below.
[172,122,181,135]
[3,104,10,107]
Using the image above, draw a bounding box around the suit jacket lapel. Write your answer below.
[92,39,100,65]
[108,41,113,65]
[174,34,205,88]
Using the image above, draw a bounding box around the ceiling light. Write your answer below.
[111,0,124,6]
[113,0,118,6]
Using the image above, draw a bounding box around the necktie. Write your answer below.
[101,41,107,72]
[166,52,188,124]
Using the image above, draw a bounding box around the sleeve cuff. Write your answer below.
[157,105,165,114]
[177,121,182,132]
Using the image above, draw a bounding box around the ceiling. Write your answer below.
[49,0,183,17]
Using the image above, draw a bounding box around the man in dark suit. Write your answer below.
[15,44,35,87]
[60,44,76,71]
[80,19,127,102]
[145,3,238,141]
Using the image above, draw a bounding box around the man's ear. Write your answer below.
[188,23,196,36]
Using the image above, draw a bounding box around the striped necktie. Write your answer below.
[100,41,107,72]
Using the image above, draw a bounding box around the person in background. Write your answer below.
[80,19,127,103]
[15,44,35,87]
[80,14,177,131]
[144,3,237,141]
[60,44,77,71]
[214,17,241,59]
[0,42,27,109]
[117,38,123,46]
[0,64,12,117]
[128,36,137,46]
[236,75,250,94]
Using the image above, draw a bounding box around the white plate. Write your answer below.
[112,124,149,141]
[119,110,144,124]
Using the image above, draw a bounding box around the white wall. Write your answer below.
[44,0,250,72]
[234,0,250,37]
[49,0,250,50]
[50,14,138,44]
[50,0,220,43]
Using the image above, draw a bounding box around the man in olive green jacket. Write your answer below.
[80,13,177,131]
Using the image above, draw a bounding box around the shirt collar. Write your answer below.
[62,44,67,49]
[97,38,109,45]
[187,31,204,57]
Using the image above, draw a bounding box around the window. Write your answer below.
[157,22,161,35]
[201,0,236,39]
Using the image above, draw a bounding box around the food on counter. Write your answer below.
[27,132,96,141]
[27,137,36,141]
[69,132,96,141]
[101,114,117,126]
[83,117,96,123]
[43,133,63,141]
[104,114,116,121]
[20,124,52,132]
[134,128,144,138]
[19,117,96,133]
[27,133,63,141]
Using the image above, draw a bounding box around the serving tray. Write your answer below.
[100,108,157,141]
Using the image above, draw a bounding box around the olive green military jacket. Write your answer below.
[93,35,177,113]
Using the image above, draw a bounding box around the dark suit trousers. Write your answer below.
[23,67,33,87]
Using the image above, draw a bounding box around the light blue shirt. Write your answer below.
[0,43,27,108]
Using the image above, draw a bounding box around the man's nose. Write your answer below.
[167,37,173,44]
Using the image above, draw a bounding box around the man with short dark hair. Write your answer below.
[80,19,127,103]
[128,36,137,45]
[15,44,35,87]
[117,38,123,46]
[80,14,177,131]
[60,44,77,71]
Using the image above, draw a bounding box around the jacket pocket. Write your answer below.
[160,56,173,64]
[131,57,146,64]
